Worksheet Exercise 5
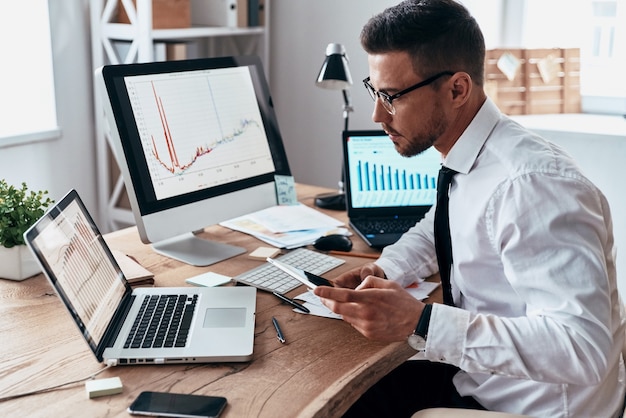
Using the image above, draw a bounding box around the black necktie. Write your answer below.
[435,166,457,306]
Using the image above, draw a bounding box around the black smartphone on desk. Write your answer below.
[128,391,227,418]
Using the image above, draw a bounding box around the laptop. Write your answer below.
[342,130,442,248]
[24,189,257,365]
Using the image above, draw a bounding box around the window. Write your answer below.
[0,0,60,147]
[583,0,626,95]
[581,0,626,113]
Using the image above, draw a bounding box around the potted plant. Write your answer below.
[0,180,53,280]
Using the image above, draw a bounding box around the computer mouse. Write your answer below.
[313,234,353,252]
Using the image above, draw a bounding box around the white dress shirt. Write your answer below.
[376,98,626,417]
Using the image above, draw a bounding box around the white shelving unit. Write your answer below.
[90,0,270,232]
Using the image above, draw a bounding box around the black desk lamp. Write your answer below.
[314,43,353,210]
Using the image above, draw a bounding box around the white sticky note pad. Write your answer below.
[85,377,123,398]
[186,271,232,287]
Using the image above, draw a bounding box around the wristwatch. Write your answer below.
[407,304,432,351]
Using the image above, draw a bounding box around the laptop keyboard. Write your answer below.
[352,218,417,234]
[124,294,197,349]
[234,248,345,294]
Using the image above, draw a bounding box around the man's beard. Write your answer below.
[387,105,447,158]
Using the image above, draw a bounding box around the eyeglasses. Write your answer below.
[363,71,454,115]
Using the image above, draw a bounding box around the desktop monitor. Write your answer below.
[96,56,291,266]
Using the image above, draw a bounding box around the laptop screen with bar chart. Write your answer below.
[342,130,442,247]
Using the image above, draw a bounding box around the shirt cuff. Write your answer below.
[424,303,470,365]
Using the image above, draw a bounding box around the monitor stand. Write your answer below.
[152,232,245,267]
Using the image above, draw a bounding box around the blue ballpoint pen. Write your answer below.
[272,316,286,344]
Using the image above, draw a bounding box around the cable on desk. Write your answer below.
[0,363,113,402]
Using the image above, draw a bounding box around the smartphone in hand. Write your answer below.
[128,391,227,418]
[267,257,334,289]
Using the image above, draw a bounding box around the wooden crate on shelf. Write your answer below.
[117,0,190,29]
[484,48,581,115]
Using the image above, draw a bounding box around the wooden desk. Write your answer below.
[0,184,440,417]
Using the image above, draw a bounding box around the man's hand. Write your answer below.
[314,274,426,342]
[332,262,386,289]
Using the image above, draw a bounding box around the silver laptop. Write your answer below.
[342,130,442,248]
[24,189,256,365]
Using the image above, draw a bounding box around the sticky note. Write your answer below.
[249,247,281,260]
[85,377,123,398]
[186,271,232,287]
[274,175,297,205]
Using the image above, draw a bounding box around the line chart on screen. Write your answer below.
[125,67,275,200]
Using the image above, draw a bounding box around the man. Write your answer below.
[313,1,625,416]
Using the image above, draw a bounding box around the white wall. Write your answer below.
[520,0,587,48]
[0,1,97,219]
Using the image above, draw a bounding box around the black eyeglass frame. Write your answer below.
[363,71,455,114]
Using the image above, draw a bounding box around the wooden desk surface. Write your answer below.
[0,184,440,417]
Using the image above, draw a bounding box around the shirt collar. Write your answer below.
[442,97,501,175]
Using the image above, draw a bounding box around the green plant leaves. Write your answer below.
[0,180,53,248]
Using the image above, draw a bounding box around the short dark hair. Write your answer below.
[360,0,485,86]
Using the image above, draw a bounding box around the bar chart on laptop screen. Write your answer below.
[124,67,276,201]
[346,136,441,208]
[34,200,125,343]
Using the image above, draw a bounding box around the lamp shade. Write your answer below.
[316,43,353,90]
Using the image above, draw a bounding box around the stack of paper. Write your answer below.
[111,250,155,287]
[219,203,346,249]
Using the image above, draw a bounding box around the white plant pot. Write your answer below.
[0,245,41,281]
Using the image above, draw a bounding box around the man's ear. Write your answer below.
[450,72,472,106]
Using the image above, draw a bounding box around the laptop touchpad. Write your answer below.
[203,308,246,328]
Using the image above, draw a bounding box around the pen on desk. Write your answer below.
[272,291,310,313]
[328,250,379,260]
[272,316,286,344]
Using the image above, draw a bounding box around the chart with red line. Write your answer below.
[124,66,275,200]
